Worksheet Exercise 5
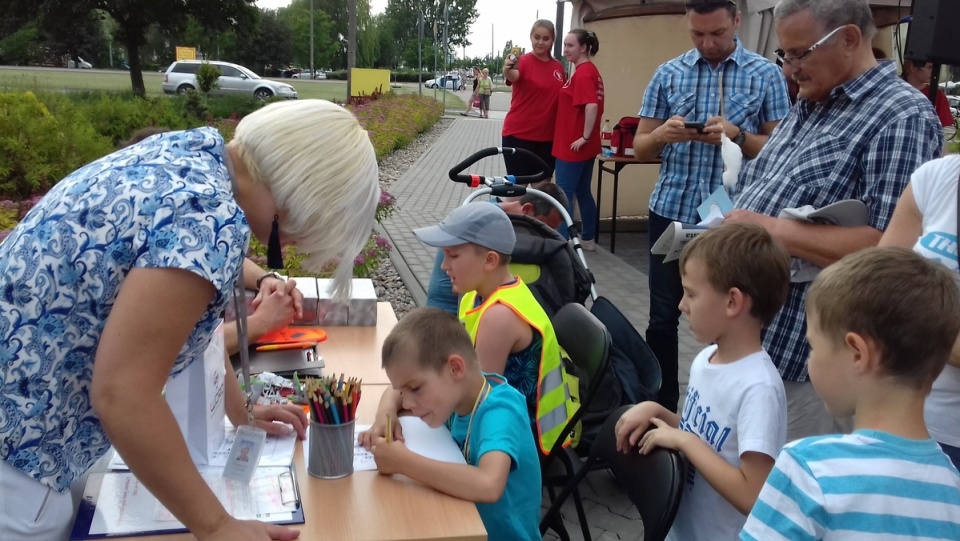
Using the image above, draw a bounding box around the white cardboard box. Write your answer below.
[348,278,378,326]
[316,278,349,326]
[290,277,319,326]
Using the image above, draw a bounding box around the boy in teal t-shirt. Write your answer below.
[361,307,541,540]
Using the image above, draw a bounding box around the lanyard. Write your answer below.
[226,149,256,424]
[461,381,492,461]
[231,263,255,424]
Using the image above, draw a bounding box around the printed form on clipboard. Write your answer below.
[70,466,302,539]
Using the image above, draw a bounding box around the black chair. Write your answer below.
[545,404,686,541]
[539,303,612,541]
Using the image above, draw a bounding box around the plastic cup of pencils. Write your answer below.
[308,418,356,479]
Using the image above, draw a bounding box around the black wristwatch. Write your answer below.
[733,128,747,147]
[255,271,283,290]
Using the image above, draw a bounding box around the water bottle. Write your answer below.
[600,119,613,148]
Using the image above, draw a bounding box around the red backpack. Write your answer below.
[610,116,640,158]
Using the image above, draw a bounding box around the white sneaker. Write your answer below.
[580,239,596,252]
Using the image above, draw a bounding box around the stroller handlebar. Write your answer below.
[448,147,551,187]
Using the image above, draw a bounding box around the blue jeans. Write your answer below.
[425,248,459,315]
[555,157,597,241]
[646,210,684,412]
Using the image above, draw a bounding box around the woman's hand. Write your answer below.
[570,137,588,152]
[253,277,304,320]
[252,402,309,439]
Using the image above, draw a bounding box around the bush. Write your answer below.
[196,63,222,94]
[391,70,436,83]
[0,92,113,200]
[41,92,198,146]
[349,93,444,161]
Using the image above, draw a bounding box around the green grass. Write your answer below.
[0,67,466,107]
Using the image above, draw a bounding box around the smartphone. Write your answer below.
[684,122,705,133]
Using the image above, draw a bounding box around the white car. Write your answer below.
[424,75,462,89]
[161,60,297,100]
[67,57,92,69]
[292,70,327,80]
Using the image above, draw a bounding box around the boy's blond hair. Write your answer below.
[808,246,960,389]
[679,222,791,326]
[382,307,480,372]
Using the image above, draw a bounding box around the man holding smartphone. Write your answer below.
[632,0,790,413]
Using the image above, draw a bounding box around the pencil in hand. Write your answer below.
[386,414,393,443]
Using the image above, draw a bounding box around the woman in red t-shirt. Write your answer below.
[901,58,955,128]
[501,20,566,178]
[552,29,603,251]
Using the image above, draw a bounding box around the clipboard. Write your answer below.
[70,466,303,539]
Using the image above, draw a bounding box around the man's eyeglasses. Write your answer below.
[775,25,846,67]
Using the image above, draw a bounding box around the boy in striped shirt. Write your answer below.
[742,247,960,540]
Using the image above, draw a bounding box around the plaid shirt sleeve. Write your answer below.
[639,66,670,119]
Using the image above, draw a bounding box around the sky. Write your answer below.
[255,0,573,59]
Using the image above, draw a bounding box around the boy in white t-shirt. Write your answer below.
[615,222,790,540]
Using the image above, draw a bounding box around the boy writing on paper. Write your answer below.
[615,222,791,540]
[364,307,542,540]
[741,247,960,540]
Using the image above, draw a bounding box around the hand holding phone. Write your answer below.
[684,122,705,133]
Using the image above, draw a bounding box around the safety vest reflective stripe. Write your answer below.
[459,278,576,454]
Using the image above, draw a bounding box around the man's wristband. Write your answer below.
[255,271,283,290]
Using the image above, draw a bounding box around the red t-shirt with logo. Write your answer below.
[552,61,604,162]
[503,53,566,141]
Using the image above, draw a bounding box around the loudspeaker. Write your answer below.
[904,0,960,65]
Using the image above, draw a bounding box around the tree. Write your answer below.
[231,9,293,76]
[384,0,478,69]
[278,0,338,69]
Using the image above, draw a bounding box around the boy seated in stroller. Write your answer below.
[370,203,579,455]
[426,183,572,315]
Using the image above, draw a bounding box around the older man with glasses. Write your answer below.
[632,0,790,414]
[727,0,943,441]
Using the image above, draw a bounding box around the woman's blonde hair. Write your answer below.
[229,99,380,301]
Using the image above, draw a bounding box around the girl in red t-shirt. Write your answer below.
[552,29,604,251]
[901,58,955,128]
[501,20,566,178]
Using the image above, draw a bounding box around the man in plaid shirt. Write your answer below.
[729,0,943,440]
[633,0,790,413]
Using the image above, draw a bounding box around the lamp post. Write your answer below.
[309,0,315,79]
[418,12,424,96]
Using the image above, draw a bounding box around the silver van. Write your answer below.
[161,60,297,100]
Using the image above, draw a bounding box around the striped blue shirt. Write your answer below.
[732,61,943,382]
[741,431,960,540]
[640,39,790,223]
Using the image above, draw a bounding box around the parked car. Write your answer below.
[424,74,461,89]
[161,60,297,100]
[67,57,92,69]
[292,69,327,80]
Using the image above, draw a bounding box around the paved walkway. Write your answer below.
[379,103,699,540]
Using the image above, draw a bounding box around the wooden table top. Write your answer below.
[87,304,487,541]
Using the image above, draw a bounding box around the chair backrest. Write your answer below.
[546,303,611,459]
[595,405,686,541]
[509,214,593,318]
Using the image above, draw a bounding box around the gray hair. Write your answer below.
[230,99,380,302]
[774,0,876,39]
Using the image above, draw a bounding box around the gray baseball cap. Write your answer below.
[413,203,516,254]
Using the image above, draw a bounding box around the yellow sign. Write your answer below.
[175,47,197,61]
[350,68,391,97]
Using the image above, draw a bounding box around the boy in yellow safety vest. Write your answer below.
[364,203,577,454]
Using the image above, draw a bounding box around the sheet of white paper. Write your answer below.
[398,416,467,465]
[304,419,466,473]
[109,421,297,470]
